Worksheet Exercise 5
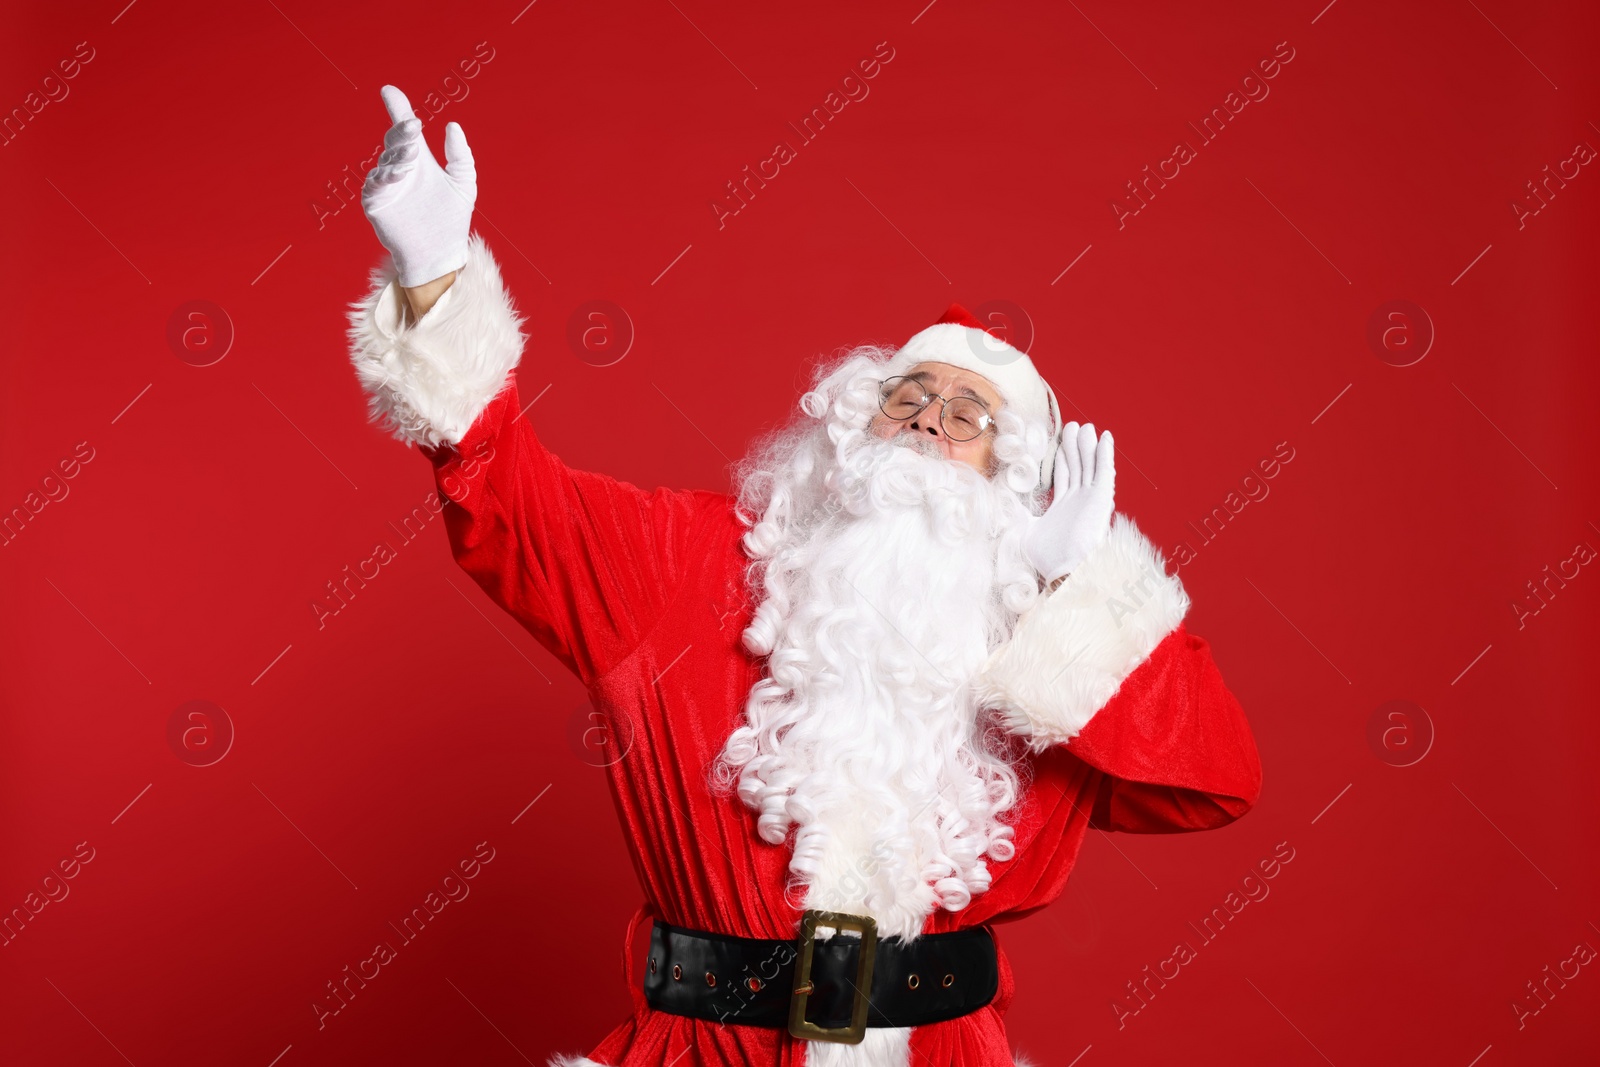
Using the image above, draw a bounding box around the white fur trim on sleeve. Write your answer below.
[973,513,1190,755]
[345,232,526,449]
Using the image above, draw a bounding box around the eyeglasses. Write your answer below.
[877,376,995,442]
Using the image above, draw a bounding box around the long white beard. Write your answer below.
[716,419,1042,945]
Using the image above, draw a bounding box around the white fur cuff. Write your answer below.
[974,513,1190,754]
[345,232,527,449]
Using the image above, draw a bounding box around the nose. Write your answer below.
[908,400,947,441]
[908,396,940,435]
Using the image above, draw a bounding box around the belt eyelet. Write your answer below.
[705,971,717,987]
[942,972,955,987]
[672,964,682,981]
[907,972,920,990]
[649,956,657,974]
[746,976,763,992]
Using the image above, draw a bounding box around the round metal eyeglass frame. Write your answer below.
[876,376,996,442]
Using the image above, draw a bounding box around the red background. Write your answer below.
[3,1,1597,1064]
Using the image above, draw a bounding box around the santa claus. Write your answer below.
[347,87,1262,1067]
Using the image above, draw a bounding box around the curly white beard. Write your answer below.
[714,349,1052,950]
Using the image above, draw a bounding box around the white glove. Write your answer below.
[360,85,477,288]
[1022,421,1116,585]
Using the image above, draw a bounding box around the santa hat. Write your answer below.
[883,303,1065,496]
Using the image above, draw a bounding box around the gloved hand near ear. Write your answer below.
[360,85,478,288]
[1022,422,1116,586]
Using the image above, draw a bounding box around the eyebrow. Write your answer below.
[906,369,994,407]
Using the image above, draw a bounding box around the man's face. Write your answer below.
[867,361,1003,477]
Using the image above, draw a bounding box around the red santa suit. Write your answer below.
[346,236,1264,1067]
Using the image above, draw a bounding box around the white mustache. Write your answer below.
[889,428,942,458]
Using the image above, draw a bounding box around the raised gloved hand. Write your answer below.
[1022,421,1116,586]
[360,85,477,288]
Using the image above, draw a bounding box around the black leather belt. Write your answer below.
[642,909,998,1044]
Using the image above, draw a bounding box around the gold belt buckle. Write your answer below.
[788,909,878,1044]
